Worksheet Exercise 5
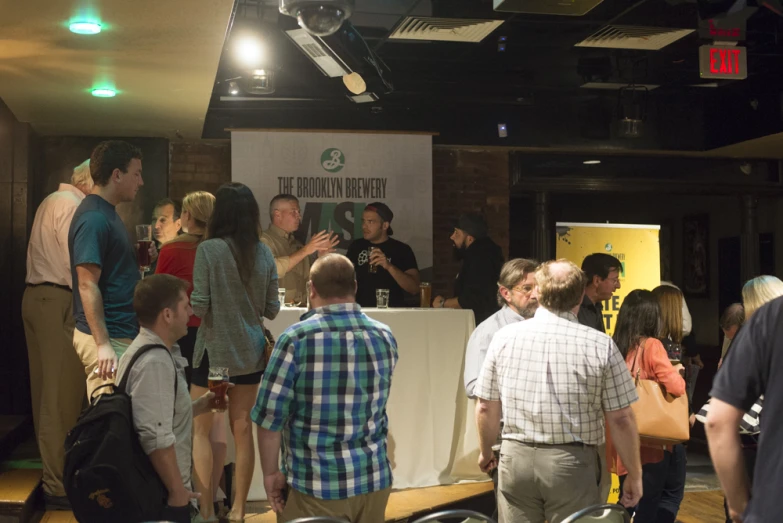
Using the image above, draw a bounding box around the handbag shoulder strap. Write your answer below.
[630,338,648,383]
[223,238,265,330]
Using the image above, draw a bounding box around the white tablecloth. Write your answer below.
[248,307,484,500]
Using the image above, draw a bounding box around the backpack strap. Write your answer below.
[117,344,178,399]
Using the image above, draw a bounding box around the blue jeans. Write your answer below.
[619,444,686,523]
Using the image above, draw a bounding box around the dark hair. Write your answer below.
[613,289,662,357]
[311,254,356,299]
[154,198,182,220]
[720,303,745,330]
[581,253,622,283]
[134,274,189,327]
[90,140,143,186]
[208,183,262,283]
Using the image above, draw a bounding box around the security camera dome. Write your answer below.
[280,1,354,37]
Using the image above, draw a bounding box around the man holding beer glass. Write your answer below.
[69,140,156,398]
[346,202,420,308]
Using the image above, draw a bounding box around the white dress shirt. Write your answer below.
[25,183,85,287]
[475,307,638,445]
[464,305,524,397]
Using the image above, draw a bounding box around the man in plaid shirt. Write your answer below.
[252,254,398,522]
[475,259,643,523]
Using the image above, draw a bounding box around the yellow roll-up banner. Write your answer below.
[556,222,661,502]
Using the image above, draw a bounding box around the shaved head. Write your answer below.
[536,259,587,313]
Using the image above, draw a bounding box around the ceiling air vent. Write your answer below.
[575,26,694,51]
[494,0,604,17]
[389,17,504,43]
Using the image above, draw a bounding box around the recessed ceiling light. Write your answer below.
[583,160,601,165]
[69,22,102,34]
[91,88,116,98]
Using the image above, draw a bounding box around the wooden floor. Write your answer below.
[40,489,729,523]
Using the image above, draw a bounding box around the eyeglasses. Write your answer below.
[510,285,536,295]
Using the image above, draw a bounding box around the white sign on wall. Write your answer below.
[231,130,433,270]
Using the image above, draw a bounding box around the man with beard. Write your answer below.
[346,202,420,308]
[464,258,539,397]
[433,214,505,324]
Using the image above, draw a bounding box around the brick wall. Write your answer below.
[169,141,231,199]
[432,148,510,298]
[168,142,510,299]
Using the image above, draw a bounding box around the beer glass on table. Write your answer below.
[208,367,229,413]
[420,282,432,308]
[376,289,390,309]
[135,224,153,277]
[278,288,287,307]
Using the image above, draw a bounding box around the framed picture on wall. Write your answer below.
[683,214,709,297]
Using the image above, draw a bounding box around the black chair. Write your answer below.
[411,509,497,523]
[287,518,350,523]
[561,503,630,523]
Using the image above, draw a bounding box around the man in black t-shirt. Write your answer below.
[346,202,420,308]
[707,295,783,523]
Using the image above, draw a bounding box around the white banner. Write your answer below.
[231,131,433,272]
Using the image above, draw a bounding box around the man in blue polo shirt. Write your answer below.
[69,140,152,398]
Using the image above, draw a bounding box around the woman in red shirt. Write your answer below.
[610,289,685,523]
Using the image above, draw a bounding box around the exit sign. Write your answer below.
[699,45,747,80]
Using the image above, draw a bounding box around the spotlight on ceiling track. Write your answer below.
[235,35,264,68]
[280,0,355,36]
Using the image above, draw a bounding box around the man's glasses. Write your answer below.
[510,285,535,295]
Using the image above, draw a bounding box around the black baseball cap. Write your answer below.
[365,202,394,235]
[455,213,488,239]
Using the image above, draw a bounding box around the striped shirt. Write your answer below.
[251,303,398,500]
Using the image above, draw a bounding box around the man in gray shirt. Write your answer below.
[116,274,214,523]
[464,258,539,397]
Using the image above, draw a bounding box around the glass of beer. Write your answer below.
[278,288,286,307]
[368,246,378,273]
[419,282,432,308]
[136,224,153,275]
[208,367,229,413]
[376,289,390,308]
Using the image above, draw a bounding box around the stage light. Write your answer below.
[69,21,102,34]
[229,81,240,95]
[498,123,508,138]
[583,160,601,165]
[91,88,116,98]
[235,36,264,68]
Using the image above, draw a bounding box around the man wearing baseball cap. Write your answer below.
[347,202,420,307]
[433,213,505,324]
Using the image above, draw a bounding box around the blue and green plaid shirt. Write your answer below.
[251,303,398,500]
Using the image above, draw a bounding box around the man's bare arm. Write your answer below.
[706,399,749,521]
[76,264,116,379]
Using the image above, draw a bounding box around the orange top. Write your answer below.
[608,337,686,476]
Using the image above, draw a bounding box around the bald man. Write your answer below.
[253,254,398,522]
[474,259,642,523]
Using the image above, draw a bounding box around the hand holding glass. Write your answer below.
[136,225,152,273]
[208,367,229,412]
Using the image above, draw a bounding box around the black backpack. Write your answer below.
[64,344,178,523]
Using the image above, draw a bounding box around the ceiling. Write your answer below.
[0,0,234,138]
[203,0,783,154]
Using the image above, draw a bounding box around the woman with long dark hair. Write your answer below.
[610,290,685,523]
[191,183,280,522]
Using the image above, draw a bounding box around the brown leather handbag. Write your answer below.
[629,342,690,444]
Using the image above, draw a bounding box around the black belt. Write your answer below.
[27,282,71,292]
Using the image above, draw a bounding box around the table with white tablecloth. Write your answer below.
[248,307,485,501]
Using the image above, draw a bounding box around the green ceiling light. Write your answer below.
[69,21,102,34]
[91,88,116,98]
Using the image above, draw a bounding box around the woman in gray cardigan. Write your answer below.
[190,182,280,522]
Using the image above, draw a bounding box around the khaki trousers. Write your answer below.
[21,285,86,496]
[497,440,601,523]
[73,328,132,399]
[278,487,391,523]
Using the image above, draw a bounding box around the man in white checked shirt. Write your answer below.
[474,259,643,523]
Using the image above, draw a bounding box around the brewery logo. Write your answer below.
[321,148,345,173]
[604,243,613,252]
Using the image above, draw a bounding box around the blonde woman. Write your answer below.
[742,275,783,318]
